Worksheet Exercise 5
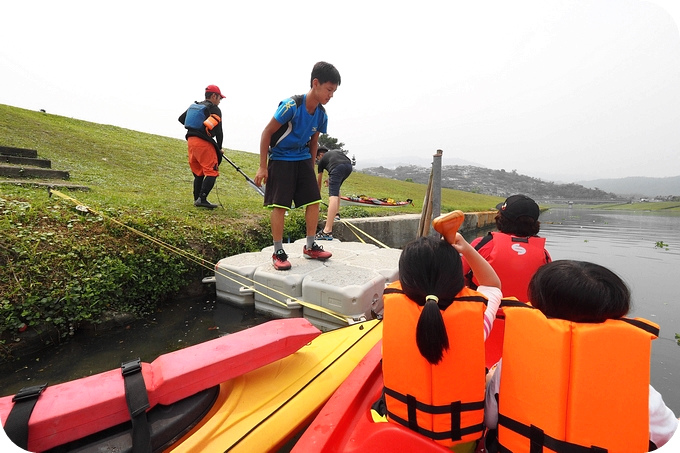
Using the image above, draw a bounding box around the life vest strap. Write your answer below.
[387,410,484,441]
[384,387,484,414]
[384,387,484,441]
[498,414,609,453]
[621,317,660,337]
[4,382,48,450]
[121,359,152,453]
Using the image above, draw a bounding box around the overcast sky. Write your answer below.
[2,0,680,183]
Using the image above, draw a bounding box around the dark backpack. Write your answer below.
[269,95,325,149]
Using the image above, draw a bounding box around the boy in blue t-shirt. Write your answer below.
[255,62,341,270]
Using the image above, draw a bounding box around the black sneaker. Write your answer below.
[315,230,333,241]
[194,197,218,209]
[272,249,291,270]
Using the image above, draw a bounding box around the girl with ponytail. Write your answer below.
[380,233,501,450]
[398,234,502,364]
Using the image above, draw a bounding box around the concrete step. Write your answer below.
[0,154,52,168]
[0,146,38,158]
[0,179,89,191]
[0,164,69,180]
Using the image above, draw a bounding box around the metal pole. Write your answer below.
[428,149,443,237]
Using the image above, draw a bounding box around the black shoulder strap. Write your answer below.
[383,286,403,295]
[474,232,494,251]
[121,359,152,453]
[465,233,494,288]
[270,95,303,149]
[3,383,48,450]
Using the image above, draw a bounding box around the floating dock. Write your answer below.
[206,239,401,331]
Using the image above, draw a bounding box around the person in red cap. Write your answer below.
[178,85,226,209]
[461,194,551,302]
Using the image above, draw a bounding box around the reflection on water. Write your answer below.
[539,208,680,414]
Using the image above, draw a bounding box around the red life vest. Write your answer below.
[498,303,659,453]
[382,282,488,447]
[471,232,548,302]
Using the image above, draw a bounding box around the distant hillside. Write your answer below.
[578,176,680,198]
[361,165,626,202]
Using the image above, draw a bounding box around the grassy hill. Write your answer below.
[0,104,504,352]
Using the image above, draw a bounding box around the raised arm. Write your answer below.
[452,233,501,290]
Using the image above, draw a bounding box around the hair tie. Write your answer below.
[425,295,439,303]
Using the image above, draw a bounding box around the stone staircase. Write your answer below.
[0,146,89,191]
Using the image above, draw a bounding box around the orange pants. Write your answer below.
[188,137,219,177]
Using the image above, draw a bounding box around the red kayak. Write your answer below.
[292,341,453,452]
[340,195,413,208]
[0,318,320,452]
[293,319,505,453]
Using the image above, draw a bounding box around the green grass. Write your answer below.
[0,104,502,220]
[597,201,680,212]
[0,104,504,351]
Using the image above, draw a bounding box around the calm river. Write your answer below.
[0,207,678,417]
[537,207,680,415]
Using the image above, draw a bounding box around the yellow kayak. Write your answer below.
[166,319,383,453]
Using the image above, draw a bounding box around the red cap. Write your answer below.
[205,84,225,99]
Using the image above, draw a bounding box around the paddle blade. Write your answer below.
[432,210,465,244]
[248,180,265,197]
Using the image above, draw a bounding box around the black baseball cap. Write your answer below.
[496,194,539,221]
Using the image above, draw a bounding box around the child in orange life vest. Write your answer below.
[400,233,503,351]
[380,234,502,453]
[484,260,678,450]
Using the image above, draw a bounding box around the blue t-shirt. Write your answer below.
[270,95,328,161]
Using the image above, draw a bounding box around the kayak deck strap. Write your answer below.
[4,383,48,450]
[122,359,152,453]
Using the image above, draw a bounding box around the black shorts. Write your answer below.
[327,163,353,197]
[264,159,321,209]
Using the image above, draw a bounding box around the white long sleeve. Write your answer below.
[476,285,502,340]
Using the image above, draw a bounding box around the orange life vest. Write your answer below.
[498,303,659,453]
[470,232,548,302]
[382,282,488,447]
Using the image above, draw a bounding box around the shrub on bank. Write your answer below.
[0,194,304,359]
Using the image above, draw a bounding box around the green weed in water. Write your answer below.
[655,241,669,250]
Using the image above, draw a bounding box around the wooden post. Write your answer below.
[428,149,443,237]
[418,167,434,237]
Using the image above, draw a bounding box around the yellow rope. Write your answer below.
[337,218,390,249]
[49,189,355,324]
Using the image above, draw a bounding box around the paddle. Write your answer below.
[221,153,265,197]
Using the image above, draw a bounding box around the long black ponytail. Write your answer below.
[399,237,465,364]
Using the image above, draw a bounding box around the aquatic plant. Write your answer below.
[655,241,669,250]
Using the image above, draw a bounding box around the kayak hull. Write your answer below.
[292,341,451,452]
[0,319,320,452]
[294,319,506,452]
[166,319,383,453]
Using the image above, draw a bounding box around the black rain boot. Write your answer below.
[193,175,204,203]
[194,176,218,209]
